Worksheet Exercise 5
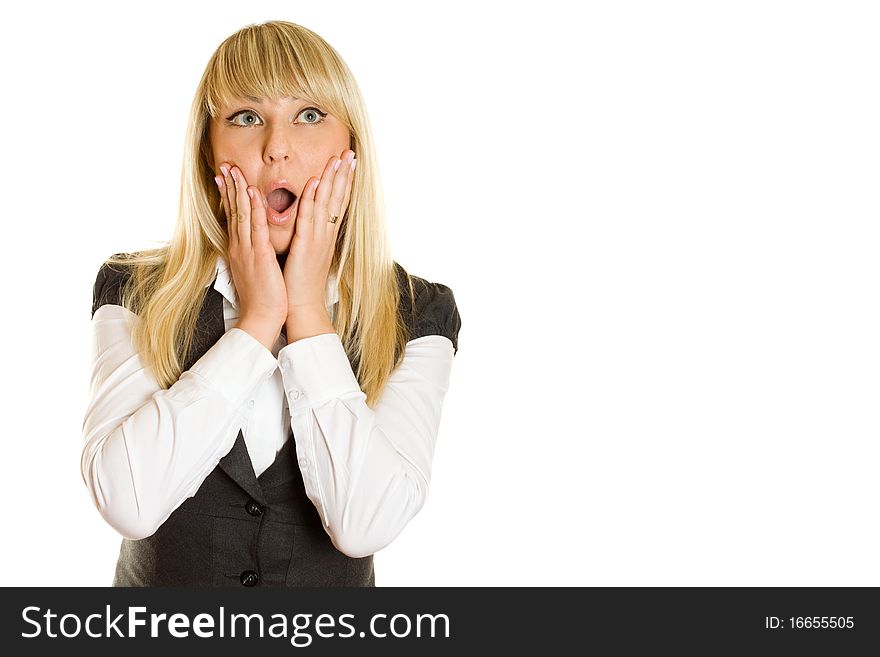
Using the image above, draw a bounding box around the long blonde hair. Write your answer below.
[106,20,415,407]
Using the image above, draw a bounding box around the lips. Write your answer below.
[261,179,303,225]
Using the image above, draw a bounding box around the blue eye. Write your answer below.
[298,107,327,124]
[229,110,260,127]
[227,107,328,127]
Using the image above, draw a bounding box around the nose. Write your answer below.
[264,126,292,164]
[266,150,289,163]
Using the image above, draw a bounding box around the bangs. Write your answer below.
[203,23,345,119]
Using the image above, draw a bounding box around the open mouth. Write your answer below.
[267,187,297,215]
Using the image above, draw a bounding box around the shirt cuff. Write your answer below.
[277,332,361,415]
[188,328,278,406]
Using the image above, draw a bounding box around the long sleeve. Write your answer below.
[81,303,278,540]
[277,332,455,559]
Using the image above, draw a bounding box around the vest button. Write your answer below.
[245,500,263,516]
[240,570,259,587]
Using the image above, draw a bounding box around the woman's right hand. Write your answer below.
[215,163,288,349]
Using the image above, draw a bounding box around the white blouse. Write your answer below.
[81,256,456,558]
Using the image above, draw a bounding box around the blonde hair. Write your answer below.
[106,20,416,407]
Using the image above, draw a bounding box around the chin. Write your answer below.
[269,234,293,255]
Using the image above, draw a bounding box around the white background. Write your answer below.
[1,0,877,586]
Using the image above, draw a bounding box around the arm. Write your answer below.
[81,304,278,539]
[277,333,455,558]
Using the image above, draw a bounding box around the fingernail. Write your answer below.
[214,176,223,188]
[220,166,229,176]
[350,158,357,171]
[247,188,254,200]
[333,159,341,172]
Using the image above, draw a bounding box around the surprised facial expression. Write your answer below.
[208,95,352,254]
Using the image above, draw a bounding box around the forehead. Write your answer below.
[227,94,306,106]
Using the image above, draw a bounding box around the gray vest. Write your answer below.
[91,258,461,587]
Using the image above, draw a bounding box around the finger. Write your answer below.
[231,166,252,249]
[219,163,236,246]
[326,152,355,231]
[296,176,321,238]
[247,185,271,252]
[314,154,344,224]
[214,173,228,229]
[338,157,355,226]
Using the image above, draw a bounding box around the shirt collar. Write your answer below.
[205,253,339,311]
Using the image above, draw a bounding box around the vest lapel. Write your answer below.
[257,426,297,490]
[184,278,266,505]
[219,431,266,504]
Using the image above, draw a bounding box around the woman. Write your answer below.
[81,20,461,587]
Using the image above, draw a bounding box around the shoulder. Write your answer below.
[394,261,462,354]
[92,253,135,319]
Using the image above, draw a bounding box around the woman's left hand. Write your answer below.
[283,149,356,315]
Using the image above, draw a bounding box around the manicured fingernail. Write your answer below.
[350,158,357,171]
[333,159,341,172]
[247,188,254,199]
[220,166,229,176]
[313,179,321,191]
[214,176,223,188]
